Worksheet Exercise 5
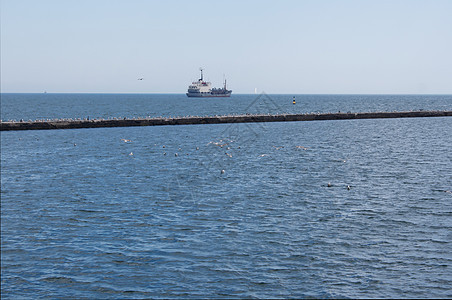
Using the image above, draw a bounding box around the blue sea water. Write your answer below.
[1,93,451,121]
[1,94,452,299]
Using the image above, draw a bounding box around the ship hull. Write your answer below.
[186,92,231,98]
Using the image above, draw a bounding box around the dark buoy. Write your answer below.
[293,96,296,104]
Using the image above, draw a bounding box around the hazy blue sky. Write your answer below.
[1,0,451,94]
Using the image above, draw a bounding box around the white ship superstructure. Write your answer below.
[186,68,231,97]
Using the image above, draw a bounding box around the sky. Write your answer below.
[1,0,452,94]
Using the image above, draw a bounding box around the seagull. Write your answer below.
[138,78,144,80]
[296,146,308,150]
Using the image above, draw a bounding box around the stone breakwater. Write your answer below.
[1,111,451,131]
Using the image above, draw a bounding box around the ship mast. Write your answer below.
[199,67,203,81]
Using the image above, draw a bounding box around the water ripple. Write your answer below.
[2,97,452,299]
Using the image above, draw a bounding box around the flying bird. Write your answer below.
[137,78,144,80]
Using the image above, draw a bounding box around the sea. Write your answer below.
[1,93,452,299]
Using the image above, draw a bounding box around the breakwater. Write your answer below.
[1,111,451,131]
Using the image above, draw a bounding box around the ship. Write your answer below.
[186,68,232,97]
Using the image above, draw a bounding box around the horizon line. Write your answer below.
[1,92,452,96]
